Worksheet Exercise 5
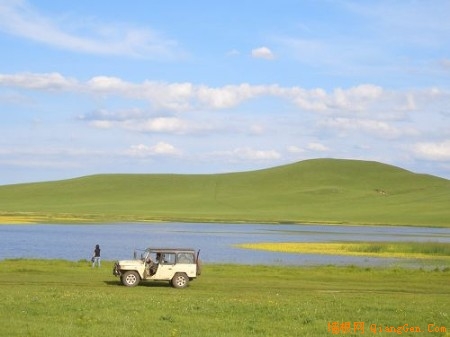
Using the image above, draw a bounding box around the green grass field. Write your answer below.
[1,159,448,336]
[0,260,449,337]
[0,158,449,226]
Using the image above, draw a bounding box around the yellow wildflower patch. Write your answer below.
[237,242,450,259]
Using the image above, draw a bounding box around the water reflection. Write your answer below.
[1,223,449,267]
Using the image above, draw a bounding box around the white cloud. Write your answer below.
[251,46,275,60]
[412,140,450,161]
[319,117,417,140]
[0,0,181,58]
[0,72,424,116]
[0,90,34,105]
[79,106,217,135]
[331,85,383,111]
[87,76,129,92]
[217,147,281,161]
[277,1,450,79]
[226,49,240,57]
[144,82,195,111]
[196,83,266,109]
[282,84,385,113]
[0,72,446,144]
[286,143,328,154]
[0,72,78,90]
[441,59,450,70]
[84,116,198,134]
[287,145,305,154]
[80,108,146,122]
[126,117,190,134]
[306,142,329,152]
[87,77,195,111]
[88,120,114,129]
[249,124,265,135]
[127,142,181,157]
[152,141,181,155]
[0,145,108,170]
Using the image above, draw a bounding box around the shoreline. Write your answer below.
[0,213,448,228]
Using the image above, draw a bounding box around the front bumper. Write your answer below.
[112,262,121,276]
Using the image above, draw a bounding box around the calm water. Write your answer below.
[1,223,449,267]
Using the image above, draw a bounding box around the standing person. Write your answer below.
[92,244,101,268]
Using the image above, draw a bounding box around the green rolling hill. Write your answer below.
[0,158,449,226]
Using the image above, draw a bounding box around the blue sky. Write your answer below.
[0,0,449,185]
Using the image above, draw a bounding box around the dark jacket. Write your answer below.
[94,246,101,257]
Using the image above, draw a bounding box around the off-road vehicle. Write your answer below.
[113,248,201,288]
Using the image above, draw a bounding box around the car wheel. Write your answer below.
[171,273,189,288]
[122,271,140,287]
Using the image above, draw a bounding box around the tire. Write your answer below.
[171,273,189,288]
[122,271,140,287]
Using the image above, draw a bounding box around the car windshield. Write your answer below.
[141,250,161,263]
[139,250,151,261]
[139,249,196,264]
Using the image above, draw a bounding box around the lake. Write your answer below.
[1,223,449,267]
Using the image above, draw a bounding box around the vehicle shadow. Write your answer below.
[104,280,171,288]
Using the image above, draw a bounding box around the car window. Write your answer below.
[160,253,176,265]
[177,252,194,264]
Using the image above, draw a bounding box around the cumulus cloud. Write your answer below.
[0,72,417,116]
[78,107,217,135]
[0,0,182,58]
[216,147,281,161]
[287,143,330,154]
[0,72,78,90]
[196,83,267,109]
[306,142,329,152]
[86,77,195,111]
[88,120,115,129]
[331,85,384,110]
[87,76,130,92]
[251,46,275,60]
[319,117,417,139]
[0,72,446,145]
[282,84,385,113]
[412,140,450,161]
[83,78,393,114]
[87,116,197,134]
[125,117,190,134]
[79,108,146,122]
[287,145,305,154]
[127,142,181,157]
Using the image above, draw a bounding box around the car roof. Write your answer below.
[145,248,196,253]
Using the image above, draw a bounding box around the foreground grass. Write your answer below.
[238,242,450,260]
[0,260,449,337]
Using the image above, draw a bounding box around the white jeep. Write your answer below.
[113,248,201,288]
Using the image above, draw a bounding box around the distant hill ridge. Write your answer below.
[0,158,449,226]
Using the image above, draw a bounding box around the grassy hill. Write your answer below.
[0,158,449,226]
